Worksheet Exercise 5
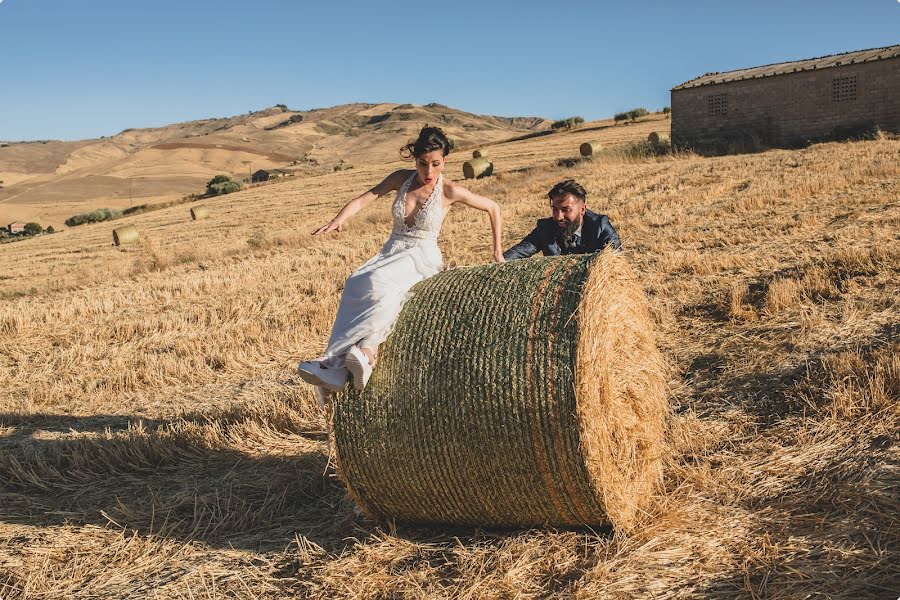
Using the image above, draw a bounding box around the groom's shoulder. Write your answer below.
[535,216,556,230]
[584,209,607,223]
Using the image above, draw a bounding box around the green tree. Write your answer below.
[208,180,241,196]
[551,116,585,131]
[64,207,122,227]
[628,108,649,121]
[614,108,649,122]
[206,175,240,196]
[46,225,55,233]
[23,222,42,236]
[207,174,231,188]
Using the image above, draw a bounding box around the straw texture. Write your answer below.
[580,142,601,157]
[332,251,667,530]
[112,225,139,246]
[462,157,493,179]
[190,205,209,220]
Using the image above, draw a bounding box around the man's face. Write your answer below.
[550,193,586,237]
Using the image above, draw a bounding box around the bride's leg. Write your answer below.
[360,346,378,366]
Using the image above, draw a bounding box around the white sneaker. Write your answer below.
[345,346,373,391]
[297,360,348,392]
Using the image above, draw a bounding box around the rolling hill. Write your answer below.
[0,103,549,227]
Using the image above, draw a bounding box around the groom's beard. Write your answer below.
[559,216,582,244]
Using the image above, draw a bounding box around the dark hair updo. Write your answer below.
[400,125,451,159]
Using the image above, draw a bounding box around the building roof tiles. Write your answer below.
[673,44,900,90]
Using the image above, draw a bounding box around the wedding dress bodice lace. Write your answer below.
[391,173,446,240]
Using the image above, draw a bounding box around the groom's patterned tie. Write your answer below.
[564,234,581,254]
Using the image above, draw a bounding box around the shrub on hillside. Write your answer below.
[629,108,649,120]
[123,204,150,216]
[24,222,42,236]
[45,225,55,234]
[551,116,585,131]
[206,175,241,196]
[65,208,123,227]
[209,180,241,196]
[662,106,671,114]
[206,175,240,196]
[614,108,650,122]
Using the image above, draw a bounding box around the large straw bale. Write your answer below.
[472,148,489,158]
[580,141,602,156]
[112,225,139,246]
[332,251,668,530]
[190,205,209,220]
[648,132,669,145]
[463,157,493,179]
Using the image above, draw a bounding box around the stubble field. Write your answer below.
[1,116,898,598]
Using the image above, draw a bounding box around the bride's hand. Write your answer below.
[312,220,343,235]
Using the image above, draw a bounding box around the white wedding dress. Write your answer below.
[320,172,447,370]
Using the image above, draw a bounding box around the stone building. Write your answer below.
[251,168,292,183]
[671,45,899,150]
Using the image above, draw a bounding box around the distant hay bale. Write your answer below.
[472,148,489,158]
[112,225,139,246]
[463,157,493,179]
[190,205,209,220]
[580,141,602,156]
[648,132,668,145]
[332,251,668,530]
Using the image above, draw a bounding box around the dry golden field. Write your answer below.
[0,116,898,598]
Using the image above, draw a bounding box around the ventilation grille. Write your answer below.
[707,93,728,117]
[832,75,858,103]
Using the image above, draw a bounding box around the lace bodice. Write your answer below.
[391,173,446,240]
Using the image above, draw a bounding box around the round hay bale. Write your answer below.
[579,141,602,156]
[472,148,489,158]
[112,225,139,246]
[462,157,493,179]
[332,251,668,530]
[648,132,669,145]
[190,205,209,220]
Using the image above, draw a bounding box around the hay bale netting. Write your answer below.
[462,157,493,179]
[190,205,209,220]
[472,148,489,158]
[332,251,668,530]
[579,141,602,157]
[112,225,139,246]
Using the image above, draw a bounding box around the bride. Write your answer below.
[298,126,504,392]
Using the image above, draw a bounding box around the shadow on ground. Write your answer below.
[0,412,363,553]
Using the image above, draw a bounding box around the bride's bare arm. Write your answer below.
[312,170,408,235]
[444,182,504,263]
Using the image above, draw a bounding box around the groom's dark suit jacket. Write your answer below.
[503,209,621,260]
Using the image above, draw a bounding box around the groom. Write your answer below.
[502,179,621,260]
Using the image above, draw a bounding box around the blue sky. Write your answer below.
[1,0,897,141]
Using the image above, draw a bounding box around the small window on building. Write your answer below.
[706,93,728,117]
[832,75,858,103]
